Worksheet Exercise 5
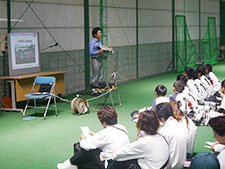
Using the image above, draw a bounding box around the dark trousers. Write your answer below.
[109,159,141,169]
[70,143,104,169]
[205,92,222,104]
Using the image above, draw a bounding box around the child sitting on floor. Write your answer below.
[184,67,202,101]
[196,66,215,98]
[169,80,185,102]
[151,85,170,111]
[217,80,225,114]
[204,64,221,94]
[131,85,169,122]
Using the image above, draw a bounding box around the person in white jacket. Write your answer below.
[57,106,130,169]
[171,101,197,159]
[193,69,208,101]
[217,80,225,114]
[184,67,201,101]
[204,64,221,93]
[169,81,185,102]
[197,66,215,97]
[112,110,170,169]
[151,85,170,111]
[156,103,189,169]
[208,116,225,169]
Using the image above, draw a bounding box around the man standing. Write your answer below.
[89,27,104,95]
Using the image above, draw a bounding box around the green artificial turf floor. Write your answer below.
[0,61,224,169]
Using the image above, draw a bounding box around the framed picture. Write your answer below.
[8,32,40,76]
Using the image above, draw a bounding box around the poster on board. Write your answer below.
[8,32,40,76]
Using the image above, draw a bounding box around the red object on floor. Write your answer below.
[1,96,12,108]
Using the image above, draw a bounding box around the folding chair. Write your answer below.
[95,72,122,109]
[23,76,57,120]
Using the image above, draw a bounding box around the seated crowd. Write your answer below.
[57,64,225,169]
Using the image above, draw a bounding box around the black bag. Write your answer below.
[74,142,81,153]
[90,81,106,89]
[70,142,104,169]
[38,84,52,93]
[109,159,141,169]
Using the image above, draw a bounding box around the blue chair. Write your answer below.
[23,76,58,120]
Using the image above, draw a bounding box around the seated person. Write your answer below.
[156,103,189,169]
[171,101,197,159]
[196,66,214,98]
[193,69,208,101]
[208,116,225,169]
[204,64,221,93]
[151,85,170,111]
[112,110,171,169]
[131,85,169,122]
[177,74,187,85]
[184,67,202,101]
[176,74,190,96]
[169,80,185,102]
[57,106,130,169]
[176,89,222,126]
[217,80,225,114]
[175,87,198,117]
[196,66,221,110]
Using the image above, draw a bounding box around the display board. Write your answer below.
[8,32,40,76]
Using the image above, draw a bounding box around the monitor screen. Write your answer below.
[8,32,40,76]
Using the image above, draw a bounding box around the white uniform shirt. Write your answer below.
[113,133,170,169]
[200,75,215,97]
[176,93,198,114]
[194,79,208,100]
[181,117,197,154]
[217,147,225,169]
[159,117,188,169]
[182,86,189,96]
[155,96,170,105]
[187,79,201,101]
[220,96,225,109]
[208,72,221,92]
[80,124,130,153]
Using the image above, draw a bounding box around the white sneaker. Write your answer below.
[57,159,78,169]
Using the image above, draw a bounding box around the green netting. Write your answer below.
[99,0,108,46]
[176,15,196,72]
[99,0,109,83]
[202,17,218,65]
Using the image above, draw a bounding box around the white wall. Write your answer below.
[139,0,172,44]
[10,0,84,51]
